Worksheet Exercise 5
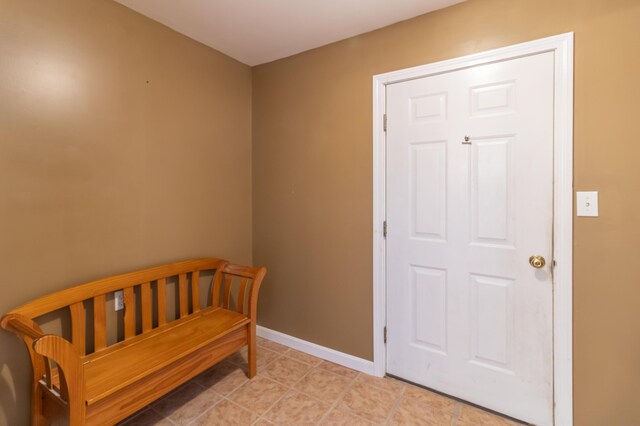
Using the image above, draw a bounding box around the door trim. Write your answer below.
[372,33,574,425]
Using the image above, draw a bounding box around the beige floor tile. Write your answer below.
[320,407,374,425]
[262,356,312,386]
[119,408,172,426]
[119,338,518,426]
[191,399,258,426]
[390,397,454,426]
[284,349,323,366]
[403,385,457,412]
[257,349,283,368]
[338,381,399,424]
[356,374,405,395]
[252,419,276,426]
[457,405,522,425]
[196,361,249,395]
[265,390,330,425]
[318,360,359,379]
[294,368,353,402]
[152,382,220,425]
[227,347,282,370]
[229,376,289,415]
[257,338,289,353]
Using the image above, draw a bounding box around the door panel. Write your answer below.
[412,141,447,241]
[412,266,448,354]
[386,52,554,425]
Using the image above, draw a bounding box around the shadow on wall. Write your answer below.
[0,333,30,426]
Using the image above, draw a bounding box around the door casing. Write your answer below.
[372,33,574,425]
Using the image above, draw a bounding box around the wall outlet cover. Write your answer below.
[114,290,124,311]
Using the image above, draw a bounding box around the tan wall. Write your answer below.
[3,0,640,424]
[252,0,640,424]
[0,0,252,424]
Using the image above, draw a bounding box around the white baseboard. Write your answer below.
[256,325,379,376]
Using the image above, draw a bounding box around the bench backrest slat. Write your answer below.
[237,278,248,314]
[69,302,85,353]
[157,278,167,327]
[123,287,135,340]
[224,276,234,309]
[191,272,200,313]
[178,273,188,319]
[93,295,107,351]
[141,282,152,333]
[44,354,53,389]
[212,271,223,308]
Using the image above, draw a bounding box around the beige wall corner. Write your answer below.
[0,1,252,424]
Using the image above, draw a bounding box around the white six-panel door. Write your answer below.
[386,52,554,425]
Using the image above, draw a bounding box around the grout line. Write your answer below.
[241,345,310,425]
[280,348,325,368]
[186,396,250,426]
[187,361,261,425]
[193,379,208,391]
[261,359,317,390]
[221,371,255,398]
[451,402,462,426]
[251,385,295,425]
[356,373,408,394]
[185,397,219,426]
[383,384,406,425]
[152,407,177,426]
[313,373,360,426]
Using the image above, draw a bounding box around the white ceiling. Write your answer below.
[114,0,464,66]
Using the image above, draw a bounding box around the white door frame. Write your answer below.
[372,33,574,425]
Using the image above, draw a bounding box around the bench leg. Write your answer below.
[248,323,257,378]
[31,381,45,426]
[69,399,85,426]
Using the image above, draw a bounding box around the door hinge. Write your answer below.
[383,220,387,238]
[383,114,387,132]
[384,326,387,344]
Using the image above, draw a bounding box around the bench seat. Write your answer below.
[1,258,266,425]
[83,307,249,405]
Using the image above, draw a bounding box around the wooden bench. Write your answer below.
[1,258,266,425]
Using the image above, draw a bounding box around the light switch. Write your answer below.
[576,191,598,217]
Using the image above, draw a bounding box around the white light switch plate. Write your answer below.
[576,191,598,217]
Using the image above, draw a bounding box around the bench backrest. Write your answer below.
[7,258,265,356]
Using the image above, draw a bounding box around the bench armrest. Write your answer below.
[1,313,44,340]
[247,267,267,319]
[33,334,82,369]
[33,334,86,421]
[3,313,85,421]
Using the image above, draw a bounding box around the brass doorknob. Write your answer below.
[529,255,546,269]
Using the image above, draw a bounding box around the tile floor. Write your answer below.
[120,336,525,426]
